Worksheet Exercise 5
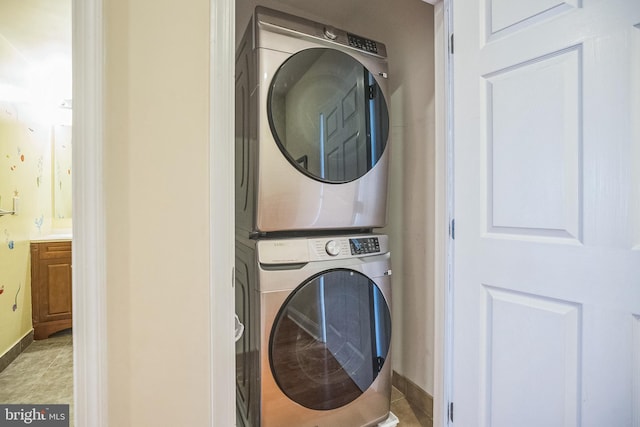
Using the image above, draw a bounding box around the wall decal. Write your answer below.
[36,156,44,187]
[34,215,44,232]
[5,230,15,250]
[12,283,21,311]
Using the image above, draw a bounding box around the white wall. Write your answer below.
[364,1,436,396]
[236,0,436,395]
[104,0,213,424]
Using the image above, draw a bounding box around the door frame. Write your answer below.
[209,0,236,425]
[209,1,453,423]
[72,0,108,425]
[434,1,454,426]
[71,0,240,424]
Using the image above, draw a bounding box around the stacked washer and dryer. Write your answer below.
[235,7,395,427]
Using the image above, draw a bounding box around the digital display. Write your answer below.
[349,237,380,255]
[347,33,378,54]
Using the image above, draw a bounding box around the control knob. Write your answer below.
[325,240,341,256]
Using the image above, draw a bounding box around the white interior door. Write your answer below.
[452,0,640,425]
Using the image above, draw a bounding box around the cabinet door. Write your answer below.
[31,241,73,327]
[39,255,72,322]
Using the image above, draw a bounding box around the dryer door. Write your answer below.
[269,268,391,410]
[268,48,389,183]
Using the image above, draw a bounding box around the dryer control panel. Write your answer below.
[347,34,378,54]
[255,6,388,58]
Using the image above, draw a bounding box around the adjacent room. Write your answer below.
[0,0,73,419]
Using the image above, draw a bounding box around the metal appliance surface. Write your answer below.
[235,7,391,236]
[235,236,260,427]
[236,234,393,427]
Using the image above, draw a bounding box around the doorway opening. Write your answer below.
[228,1,447,426]
[0,0,74,414]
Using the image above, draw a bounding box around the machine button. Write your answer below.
[324,26,338,40]
[325,240,341,256]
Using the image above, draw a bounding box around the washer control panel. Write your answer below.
[259,235,389,264]
[349,237,381,255]
[308,235,387,261]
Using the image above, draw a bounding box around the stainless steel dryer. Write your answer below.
[235,7,391,235]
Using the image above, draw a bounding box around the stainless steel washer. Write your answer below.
[235,234,393,427]
[235,7,391,236]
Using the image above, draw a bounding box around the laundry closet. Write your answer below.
[234,0,437,425]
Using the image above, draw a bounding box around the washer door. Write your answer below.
[269,269,391,410]
[268,48,389,183]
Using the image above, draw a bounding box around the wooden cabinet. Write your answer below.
[30,241,72,340]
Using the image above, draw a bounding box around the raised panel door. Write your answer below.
[453,0,640,425]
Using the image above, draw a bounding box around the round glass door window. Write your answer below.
[269,269,391,410]
[268,48,390,183]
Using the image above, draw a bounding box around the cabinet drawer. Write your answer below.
[33,241,72,260]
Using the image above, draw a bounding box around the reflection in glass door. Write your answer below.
[269,48,389,183]
[269,269,391,410]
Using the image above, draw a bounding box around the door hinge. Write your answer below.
[448,402,454,422]
[450,33,454,54]
[450,218,455,240]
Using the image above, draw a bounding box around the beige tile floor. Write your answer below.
[1,331,428,427]
[0,329,73,426]
[391,386,433,427]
